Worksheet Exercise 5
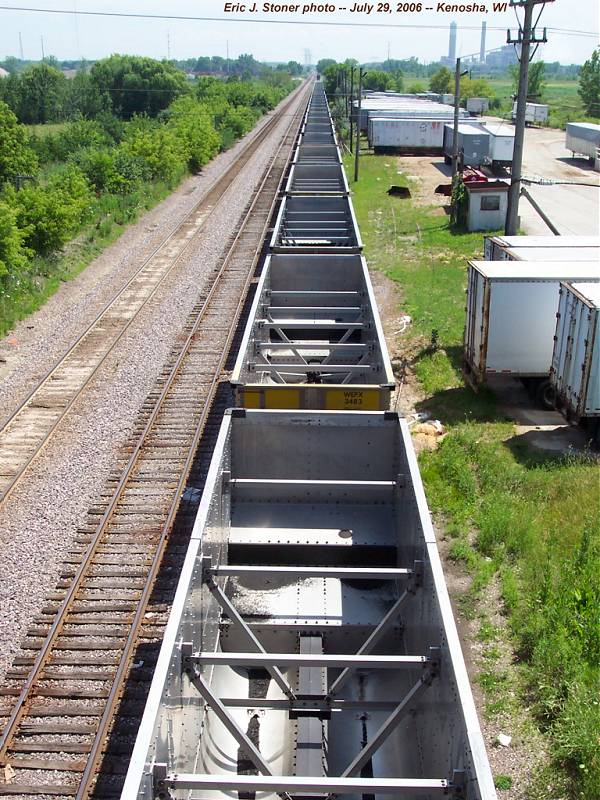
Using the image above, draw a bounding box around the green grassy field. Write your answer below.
[487,78,600,129]
[344,150,600,798]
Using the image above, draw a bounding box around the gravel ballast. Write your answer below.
[0,88,306,684]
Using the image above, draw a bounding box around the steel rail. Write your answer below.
[0,82,311,799]
[0,82,305,509]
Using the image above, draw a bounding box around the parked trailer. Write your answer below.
[460,122,514,170]
[355,99,468,131]
[463,261,600,405]
[369,118,447,152]
[231,254,394,410]
[293,144,342,164]
[565,122,600,161]
[285,163,349,195]
[121,408,498,800]
[483,234,600,260]
[271,195,362,253]
[511,101,548,125]
[466,97,489,115]
[491,245,600,263]
[443,123,490,167]
[551,282,600,435]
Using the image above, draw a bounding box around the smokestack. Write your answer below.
[448,21,457,62]
[480,20,487,63]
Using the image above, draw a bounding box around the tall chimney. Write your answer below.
[448,21,457,62]
[480,20,487,63]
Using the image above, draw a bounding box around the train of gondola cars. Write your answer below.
[122,80,498,800]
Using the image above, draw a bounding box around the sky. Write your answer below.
[0,0,597,66]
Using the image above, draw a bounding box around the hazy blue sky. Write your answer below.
[0,0,597,66]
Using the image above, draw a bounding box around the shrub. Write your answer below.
[51,119,113,162]
[111,150,152,194]
[0,200,31,289]
[70,147,118,194]
[12,166,93,254]
[120,117,185,181]
[0,101,38,184]
[166,97,220,172]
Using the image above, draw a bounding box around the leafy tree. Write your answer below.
[69,148,118,194]
[578,48,600,116]
[63,72,111,119]
[166,97,220,171]
[0,101,38,184]
[11,166,93,254]
[282,61,303,76]
[120,117,185,181]
[90,55,188,119]
[0,200,30,288]
[509,60,546,100]
[0,57,22,75]
[362,70,394,92]
[459,76,493,101]
[407,82,426,94]
[430,66,452,94]
[13,63,68,123]
[111,150,151,194]
[316,59,336,75]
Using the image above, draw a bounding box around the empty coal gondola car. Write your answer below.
[285,162,349,195]
[121,409,497,800]
[293,144,342,165]
[231,253,394,409]
[270,195,362,253]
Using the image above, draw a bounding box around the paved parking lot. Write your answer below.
[480,116,600,235]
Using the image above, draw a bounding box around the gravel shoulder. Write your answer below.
[0,89,305,683]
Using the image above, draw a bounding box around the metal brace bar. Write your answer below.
[191,653,430,669]
[254,365,370,375]
[328,561,424,698]
[201,557,296,701]
[162,773,450,794]
[220,697,401,710]
[187,670,273,776]
[341,647,441,778]
[213,566,412,580]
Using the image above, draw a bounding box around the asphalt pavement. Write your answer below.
[481,116,600,235]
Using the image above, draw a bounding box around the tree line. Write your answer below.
[0,54,298,331]
[0,54,300,125]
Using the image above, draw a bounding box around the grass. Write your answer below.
[345,150,600,799]
[487,78,600,129]
[0,175,182,337]
[26,122,70,138]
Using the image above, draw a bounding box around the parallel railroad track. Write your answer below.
[0,82,305,508]
[0,80,310,799]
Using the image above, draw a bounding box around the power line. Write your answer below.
[0,5,596,37]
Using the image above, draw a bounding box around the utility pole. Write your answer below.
[354,67,365,182]
[451,57,462,186]
[505,0,551,235]
[349,66,355,154]
[451,58,469,222]
[40,35,45,60]
[18,32,24,60]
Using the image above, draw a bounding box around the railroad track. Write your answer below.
[0,80,310,799]
[0,81,305,508]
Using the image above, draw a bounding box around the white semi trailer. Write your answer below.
[463,261,600,406]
